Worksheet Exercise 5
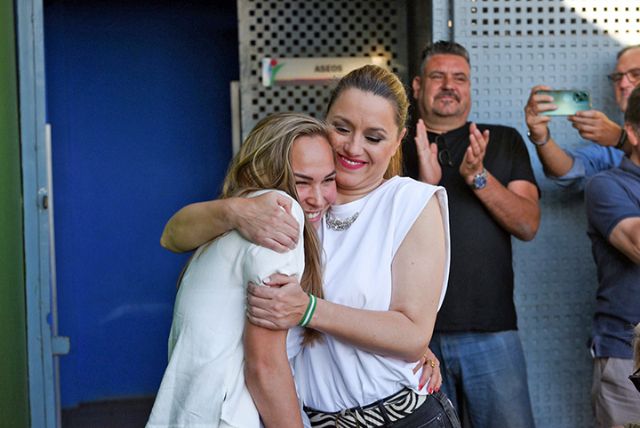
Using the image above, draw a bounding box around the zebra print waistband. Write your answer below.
[304,388,427,427]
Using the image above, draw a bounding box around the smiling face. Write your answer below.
[614,47,640,112]
[291,134,337,228]
[326,88,405,202]
[412,53,471,132]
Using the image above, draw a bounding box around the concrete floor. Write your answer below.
[62,397,154,428]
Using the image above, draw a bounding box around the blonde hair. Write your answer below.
[222,112,329,344]
[327,64,409,178]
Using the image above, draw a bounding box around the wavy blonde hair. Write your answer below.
[222,112,329,344]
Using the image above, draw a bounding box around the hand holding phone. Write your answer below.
[537,90,592,116]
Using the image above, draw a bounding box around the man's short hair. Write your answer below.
[624,85,640,135]
[617,44,640,60]
[419,40,470,74]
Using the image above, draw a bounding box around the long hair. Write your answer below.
[326,65,409,178]
[222,112,329,344]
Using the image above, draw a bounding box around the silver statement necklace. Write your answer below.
[325,210,359,231]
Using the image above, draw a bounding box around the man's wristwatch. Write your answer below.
[470,168,488,190]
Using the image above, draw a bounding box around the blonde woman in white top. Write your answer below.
[161,66,460,427]
[148,113,336,428]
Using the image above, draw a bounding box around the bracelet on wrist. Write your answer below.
[298,293,317,327]
[527,129,551,147]
[615,129,627,150]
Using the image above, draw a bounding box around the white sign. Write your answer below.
[262,56,388,87]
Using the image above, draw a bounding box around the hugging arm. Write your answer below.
[242,196,307,427]
[160,199,235,252]
[160,192,299,253]
[248,196,447,362]
[244,324,303,428]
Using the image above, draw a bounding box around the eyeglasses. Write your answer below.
[630,367,640,393]
[435,135,454,167]
[607,68,640,84]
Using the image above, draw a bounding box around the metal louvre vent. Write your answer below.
[467,3,640,38]
[433,1,640,427]
[238,0,408,137]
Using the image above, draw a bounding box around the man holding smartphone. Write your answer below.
[583,86,640,427]
[524,45,640,189]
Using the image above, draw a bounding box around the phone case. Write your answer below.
[539,90,592,116]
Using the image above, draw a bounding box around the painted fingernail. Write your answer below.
[418,382,424,390]
[428,388,433,394]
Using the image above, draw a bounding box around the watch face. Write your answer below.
[473,172,487,190]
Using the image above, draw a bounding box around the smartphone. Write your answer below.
[538,90,592,116]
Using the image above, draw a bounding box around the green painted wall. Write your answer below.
[0,0,30,425]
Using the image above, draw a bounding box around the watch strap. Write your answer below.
[615,129,627,150]
[527,129,551,147]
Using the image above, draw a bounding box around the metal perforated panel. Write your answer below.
[433,1,640,427]
[238,0,408,137]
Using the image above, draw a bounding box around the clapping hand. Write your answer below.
[460,122,489,185]
[414,119,442,185]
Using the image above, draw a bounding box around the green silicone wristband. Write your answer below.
[298,294,317,327]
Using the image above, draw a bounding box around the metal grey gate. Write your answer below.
[433,1,640,426]
[237,0,409,136]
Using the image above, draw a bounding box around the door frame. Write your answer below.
[15,0,58,426]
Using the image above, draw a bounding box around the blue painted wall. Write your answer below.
[44,0,238,407]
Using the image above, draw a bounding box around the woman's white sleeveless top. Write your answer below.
[293,176,450,412]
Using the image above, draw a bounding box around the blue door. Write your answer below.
[44,0,239,418]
